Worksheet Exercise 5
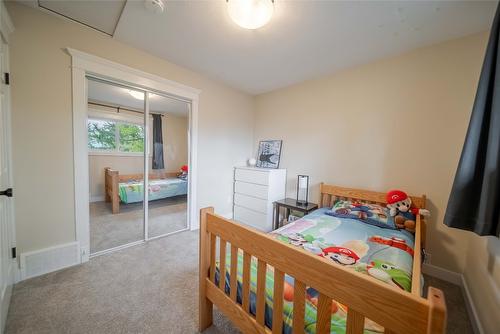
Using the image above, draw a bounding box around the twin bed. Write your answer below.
[104,167,188,214]
[199,184,446,334]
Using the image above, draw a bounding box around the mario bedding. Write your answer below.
[215,206,416,333]
[118,178,187,204]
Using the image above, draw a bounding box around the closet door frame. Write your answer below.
[69,48,200,263]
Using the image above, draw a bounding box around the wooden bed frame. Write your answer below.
[199,183,446,334]
[104,167,178,214]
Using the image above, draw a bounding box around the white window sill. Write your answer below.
[88,151,151,157]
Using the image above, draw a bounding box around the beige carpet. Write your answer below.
[90,195,188,253]
[6,230,472,334]
[6,230,239,334]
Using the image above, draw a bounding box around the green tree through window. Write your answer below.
[87,118,144,153]
[88,119,116,150]
[118,123,144,152]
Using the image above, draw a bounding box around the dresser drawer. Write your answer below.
[235,168,269,186]
[234,205,270,232]
[234,193,268,214]
[234,181,268,200]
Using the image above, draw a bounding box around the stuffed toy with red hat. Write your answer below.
[178,165,188,180]
[386,190,430,232]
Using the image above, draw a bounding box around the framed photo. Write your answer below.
[256,140,282,169]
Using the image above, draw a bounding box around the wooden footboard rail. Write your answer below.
[199,207,446,334]
[104,167,120,214]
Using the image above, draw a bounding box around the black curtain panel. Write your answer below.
[152,114,165,170]
[444,5,500,237]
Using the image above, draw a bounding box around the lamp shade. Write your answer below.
[296,175,309,206]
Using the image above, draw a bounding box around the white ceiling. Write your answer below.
[87,79,189,117]
[38,0,126,35]
[25,0,497,94]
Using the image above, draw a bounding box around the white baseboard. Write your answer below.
[422,263,483,334]
[19,241,81,281]
[422,263,462,285]
[461,275,484,334]
[90,195,105,203]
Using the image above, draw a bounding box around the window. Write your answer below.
[88,118,145,154]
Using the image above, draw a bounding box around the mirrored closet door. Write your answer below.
[87,78,190,256]
[87,78,146,255]
[147,92,189,239]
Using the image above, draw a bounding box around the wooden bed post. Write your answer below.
[104,167,111,203]
[199,207,214,331]
[319,182,324,208]
[104,167,120,214]
[427,287,447,334]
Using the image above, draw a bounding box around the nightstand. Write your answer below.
[273,198,318,230]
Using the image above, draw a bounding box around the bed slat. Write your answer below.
[219,239,227,292]
[256,259,267,325]
[242,252,251,313]
[230,245,238,301]
[292,279,306,334]
[272,269,284,334]
[329,195,335,207]
[316,293,332,334]
[210,234,216,283]
[346,309,365,334]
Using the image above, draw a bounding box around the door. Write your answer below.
[86,79,191,256]
[87,78,146,255]
[146,92,189,239]
[0,33,15,331]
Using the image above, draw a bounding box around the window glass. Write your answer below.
[118,123,144,152]
[87,119,116,150]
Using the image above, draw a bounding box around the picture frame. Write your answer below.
[256,140,282,168]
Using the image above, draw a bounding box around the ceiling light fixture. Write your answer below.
[227,0,274,30]
[128,90,145,100]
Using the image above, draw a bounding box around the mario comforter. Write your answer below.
[215,208,416,333]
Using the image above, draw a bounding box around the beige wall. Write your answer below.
[88,113,188,201]
[8,3,254,253]
[464,236,499,334]
[254,32,499,333]
[89,155,142,201]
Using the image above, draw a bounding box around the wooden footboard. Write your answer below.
[104,167,181,214]
[199,208,446,334]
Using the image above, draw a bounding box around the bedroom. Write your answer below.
[0,1,498,334]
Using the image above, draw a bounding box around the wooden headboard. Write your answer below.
[319,183,426,209]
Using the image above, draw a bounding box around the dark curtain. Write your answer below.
[152,114,165,170]
[444,4,500,237]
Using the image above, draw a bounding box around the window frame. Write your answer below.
[87,109,152,157]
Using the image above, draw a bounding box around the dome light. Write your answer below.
[227,0,274,30]
[128,90,145,100]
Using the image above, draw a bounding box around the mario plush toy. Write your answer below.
[322,246,360,266]
[386,190,430,232]
[178,165,188,180]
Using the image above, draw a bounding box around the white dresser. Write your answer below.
[233,167,286,232]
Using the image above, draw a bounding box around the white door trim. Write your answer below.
[67,48,200,262]
[0,2,14,332]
